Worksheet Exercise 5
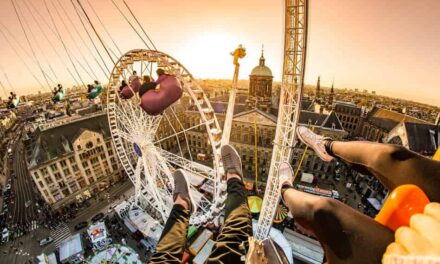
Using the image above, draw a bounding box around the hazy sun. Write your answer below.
[177,32,243,79]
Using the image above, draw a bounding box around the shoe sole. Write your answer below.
[221,145,243,179]
[175,169,197,214]
[296,128,333,162]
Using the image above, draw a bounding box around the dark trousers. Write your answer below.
[149,178,252,263]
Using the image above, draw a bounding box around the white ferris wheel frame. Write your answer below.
[106,49,227,226]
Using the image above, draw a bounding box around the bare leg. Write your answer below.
[283,188,394,264]
[331,141,440,202]
[296,126,440,202]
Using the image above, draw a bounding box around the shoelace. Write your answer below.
[223,153,234,171]
[304,129,321,142]
[302,129,333,159]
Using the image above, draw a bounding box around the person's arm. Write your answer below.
[283,189,394,264]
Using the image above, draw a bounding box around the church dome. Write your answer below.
[250,52,272,77]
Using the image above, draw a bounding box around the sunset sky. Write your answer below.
[0,0,439,105]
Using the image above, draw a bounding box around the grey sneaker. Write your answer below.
[221,145,243,180]
[296,126,334,162]
[173,169,197,214]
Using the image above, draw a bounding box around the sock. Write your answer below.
[324,139,335,157]
[281,182,294,204]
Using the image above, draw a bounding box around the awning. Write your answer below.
[367,198,382,211]
[123,219,137,233]
[247,196,263,214]
[300,173,314,184]
[273,204,288,224]
[283,228,323,264]
[87,222,108,244]
[59,234,84,263]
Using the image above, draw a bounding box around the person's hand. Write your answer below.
[384,203,440,257]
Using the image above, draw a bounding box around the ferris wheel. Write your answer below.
[107,49,227,226]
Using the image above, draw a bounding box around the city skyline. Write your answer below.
[0,0,439,106]
[1,1,439,261]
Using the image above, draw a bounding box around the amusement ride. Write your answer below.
[107,0,308,240]
[0,0,308,252]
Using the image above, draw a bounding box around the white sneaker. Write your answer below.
[297,126,334,162]
[278,162,294,190]
[278,162,295,204]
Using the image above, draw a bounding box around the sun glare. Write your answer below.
[177,32,242,79]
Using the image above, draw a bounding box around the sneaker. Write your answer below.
[296,126,334,162]
[221,145,243,180]
[278,162,294,189]
[173,169,197,214]
[278,162,295,204]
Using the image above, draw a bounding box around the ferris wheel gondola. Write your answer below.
[107,49,226,226]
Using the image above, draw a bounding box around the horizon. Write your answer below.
[0,0,439,106]
[17,78,440,109]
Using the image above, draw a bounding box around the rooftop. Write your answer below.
[27,112,111,168]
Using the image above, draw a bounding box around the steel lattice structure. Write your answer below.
[107,49,227,226]
[255,0,308,240]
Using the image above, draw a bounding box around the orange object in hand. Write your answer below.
[375,184,430,232]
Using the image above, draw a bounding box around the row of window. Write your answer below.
[34,153,118,204]
[335,107,361,115]
[339,115,359,124]
[79,145,105,160]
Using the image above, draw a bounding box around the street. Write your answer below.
[0,178,134,263]
[9,136,39,230]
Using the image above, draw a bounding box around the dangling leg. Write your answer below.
[279,162,394,264]
[149,170,197,263]
[297,126,440,202]
[207,145,253,263]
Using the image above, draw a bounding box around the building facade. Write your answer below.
[183,107,347,185]
[0,110,16,140]
[25,113,122,209]
[333,102,363,136]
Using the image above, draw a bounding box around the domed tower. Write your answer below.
[247,48,273,113]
